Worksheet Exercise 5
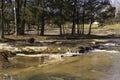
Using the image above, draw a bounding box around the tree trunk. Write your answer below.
[82,0,85,35]
[7,22,10,35]
[59,24,62,36]
[72,14,76,35]
[20,0,27,35]
[76,10,80,34]
[88,17,93,35]
[77,24,80,34]
[72,0,77,35]
[37,24,40,35]
[40,13,45,36]
[15,0,20,36]
[82,23,84,35]
[40,0,45,36]
[0,0,4,39]
[63,25,65,35]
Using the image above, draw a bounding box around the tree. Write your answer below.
[85,0,114,35]
[48,0,68,35]
[0,0,4,38]
[81,0,86,35]
[34,0,46,36]
[71,0,77,35]
[20,0,27,35]
[85,0,99,35]
[4,0,14,35]
[0,0,115,37]
[40,0,45,36]
[115,11,120,23]
[14,0,20,36]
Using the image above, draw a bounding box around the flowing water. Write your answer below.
[98,39,120,80]
[24,39,120,80]
[1,39,120,80]
[100,53,120,80]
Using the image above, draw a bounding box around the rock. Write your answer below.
[0,52,9,69]
[55,42,62,45]
[85,47,91,52]
[91,41,96,45]
[91,45,100,49]
[0,52,9,62]
[79,47,85,53]
[78,45,100,53]
[28,38,35,43]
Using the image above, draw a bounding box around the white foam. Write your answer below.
[91,49,120,54]
[104,43,117,46]
[65,51,83,56]
[16,54,50,57]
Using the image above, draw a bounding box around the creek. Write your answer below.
[1,39,120,80]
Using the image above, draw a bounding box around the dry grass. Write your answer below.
[84,24,120,30]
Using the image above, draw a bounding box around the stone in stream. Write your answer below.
[28,38,35,43]
[79,46,93,53]
[91,45,100,49]
[0,52,9,69]
[79,45,100,53]
[79,47,85,53]
[85,47,92,52]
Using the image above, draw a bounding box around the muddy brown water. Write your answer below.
[0,40,120,80]
[0,52,119,80]
[28,53,120,80]
[0,52,112,80]
[26,40,120,80]
[100,53,120,80]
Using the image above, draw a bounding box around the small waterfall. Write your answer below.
[65,41,120,56]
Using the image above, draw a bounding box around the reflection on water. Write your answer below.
[29,74,80,80]
[19,52,112,80]
[100,53,120,80]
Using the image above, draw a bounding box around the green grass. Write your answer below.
[46,23,120,30]
[102,24,120,29]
